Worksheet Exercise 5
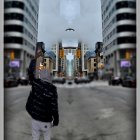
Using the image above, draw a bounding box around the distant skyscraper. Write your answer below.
[4,0,40,77]
[51,43,59,76]
[101,0,136,77]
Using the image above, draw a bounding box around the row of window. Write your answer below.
[103,12,136,36]
[105,39,117,51]
[102,1,136,18]
[5,13,37,35]
[23,39,35,50]
[116,1,136,9]
[4,24,37,43]
[5,1,38,28]
[103,6,116,26]
[102,1,136,28]
[26,0,38,17]
[117,13,136,21]
[24,16,37,35]
[24,28,36,43]
[4,25,23,32]
[4,13,24,21]
[4,36,23,44]
[104,24,136,43]
[117,37,136,44]
[103,28,116,43]
[117,25,136,32]
[24,6,38,27]
[4,36,35,51]
[4,1,24,9]
[103,17,116,36]
[104,36,136,51]
[102,0,113,17]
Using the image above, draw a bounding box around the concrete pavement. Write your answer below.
[4,83,136,140]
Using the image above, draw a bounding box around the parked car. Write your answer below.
[108,76,122,86]
[4,75,19,87]
[122,76,136,88]
[74,77,90,84]
[52,77,66,84]
[19,76,29,85]
[80,77,90,83]
[74,77,81,84]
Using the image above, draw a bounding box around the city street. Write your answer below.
[4,82,136,140]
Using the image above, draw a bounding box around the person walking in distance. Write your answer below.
[26,44,59,140]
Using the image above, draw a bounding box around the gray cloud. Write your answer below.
[38,0,103,50]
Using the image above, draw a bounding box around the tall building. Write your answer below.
[80,42,89,76]
[51,43,59,76]
[4,0,40,77]
[95,42,104,79]
[44,51,56,74]
[84,51,97,79]
[101,0,136,77]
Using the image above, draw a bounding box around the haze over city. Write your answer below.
[38,0,103,50]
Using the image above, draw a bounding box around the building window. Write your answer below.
[4,1,24,9]
[4,37,23,44]
[116,1,136,9]
[117,25,136,32]
[4,13,24,21]
[117,37,136,44]
[100,55,103,59]
[117,13,136,21]
[4,25,23,32]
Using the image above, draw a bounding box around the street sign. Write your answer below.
[9,60,20,67]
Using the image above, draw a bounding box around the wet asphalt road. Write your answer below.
[4,82,136,140]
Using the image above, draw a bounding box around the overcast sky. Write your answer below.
[37,0,103,50]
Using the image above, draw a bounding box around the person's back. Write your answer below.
[26,61,59,140]
[28,58,36,84]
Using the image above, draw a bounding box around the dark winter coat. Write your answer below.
[26,78,59,126]
[28,58,36,83]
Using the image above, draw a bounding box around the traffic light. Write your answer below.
[126,51,131,60]
[62,49,64,58]
[59,49,65,58]
[76,49,81,58]
[59,49,62,58]
[10,51,15,60]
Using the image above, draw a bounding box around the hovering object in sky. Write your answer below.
[65,28,75,31]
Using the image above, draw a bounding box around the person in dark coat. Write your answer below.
[28,58,36,84]
[26,62,59,140]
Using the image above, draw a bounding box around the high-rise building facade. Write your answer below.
[4,0,40,77]
[84,51,97,79]
[44,51,56,74]
[101,0,136,77]
[51,43,59,76]
[80,42,89,76]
